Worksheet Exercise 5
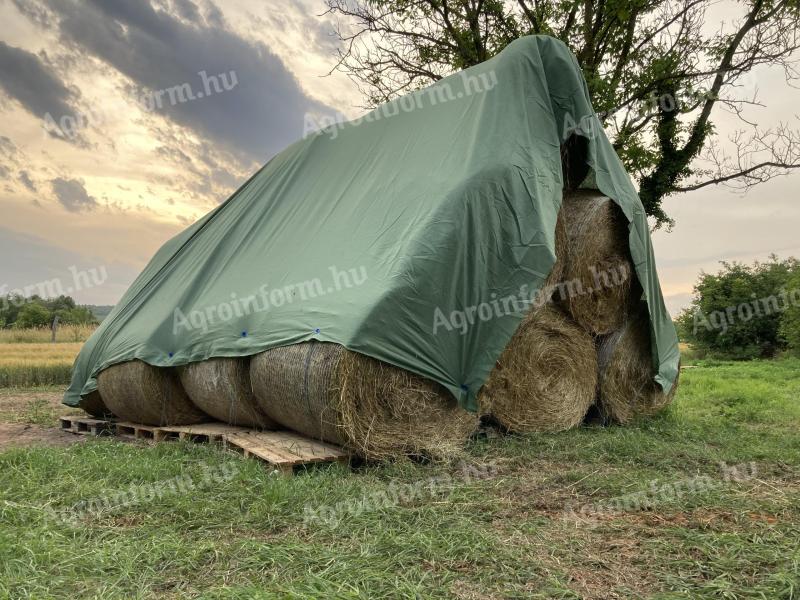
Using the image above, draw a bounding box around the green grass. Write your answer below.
[1,359,799,599]
[0,386,71,425]
[0,363,73,387]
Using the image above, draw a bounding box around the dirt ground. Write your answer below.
[0,422,86,450]
[0,388,87,450]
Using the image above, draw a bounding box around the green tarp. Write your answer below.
[65,35,680,412]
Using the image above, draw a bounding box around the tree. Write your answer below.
[677,256,800,358]
[56,306,97,326]
[325,0,800,227]
[44,295,76,313]
[13,301,52,329]
[0,293,26,326]
[1,294,98,329]
[779,270,800,353]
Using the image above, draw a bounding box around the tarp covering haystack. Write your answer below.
[65,35,680,457]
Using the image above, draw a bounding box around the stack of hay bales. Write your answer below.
[90,348,477,460]
[560,192,678,424]
[478,189,677,432]
[83,189,675,458]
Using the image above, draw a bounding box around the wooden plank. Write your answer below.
[135,426,155,440]
[78,420,114,436]
[114,422,157,440]
[114,422,137,438]
[223,431,350,474]
[224,432,300,464]
[154,423,248,443]
[59,416,114,436]
[238,433,329,464]
[260,431,349,461]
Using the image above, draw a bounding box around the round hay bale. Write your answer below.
[478,305,597,433]
[543,209,568,289]
[250,343,478,460]
[96,360,208,425]
[335,350,478,460]
[250,343,345,444]
[78,390,113,418]
[558,190,634,335]
[598,311,679,424]
[179,358,276,429]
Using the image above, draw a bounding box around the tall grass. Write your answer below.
[0,343,81,387]
[0,324,96,344]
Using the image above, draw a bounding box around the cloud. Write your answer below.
[51,177,98,212]
[0,135,17,157]
[38,0,336,164]
[18,171,37,192]
[171,0,201,23]
[9,0,54,28]
[0,41,81,140]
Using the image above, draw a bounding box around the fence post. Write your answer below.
[51,315,59,343]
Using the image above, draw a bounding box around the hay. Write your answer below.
[597,311,679,424]
[250,343,478,460]
[96,359,208,426]
[250,343,345,445]
[478,305,597,433]
[557,190,634,335]
[544,209,568,290]
[78,390,113,418]
[179,358,276,429]
[335,350,478,460]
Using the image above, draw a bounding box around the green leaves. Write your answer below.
[677,256,800,359]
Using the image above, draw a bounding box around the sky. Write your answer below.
[0,0,798,313]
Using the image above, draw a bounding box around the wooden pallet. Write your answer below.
[114,421,160,440]
[59,416,115,436]
[154,423,248,443]
[223,430,350,474]
[58,415,350,473]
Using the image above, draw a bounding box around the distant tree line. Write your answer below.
[677,256,800,359]
[0,294,98,329]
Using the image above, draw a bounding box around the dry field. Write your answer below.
[0,324,95,344]
[0,325,94,386]
[0,342,82,387]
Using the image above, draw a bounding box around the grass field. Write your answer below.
[0,324,96,344]
[0,358,798,598]
[0,342,82,387]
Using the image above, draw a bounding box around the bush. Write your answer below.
[13,302,52,329]
[779,271,800,355]
[677,256,800,359]
[1,294,98,329]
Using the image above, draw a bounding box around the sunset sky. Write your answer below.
[1,0,799,313]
